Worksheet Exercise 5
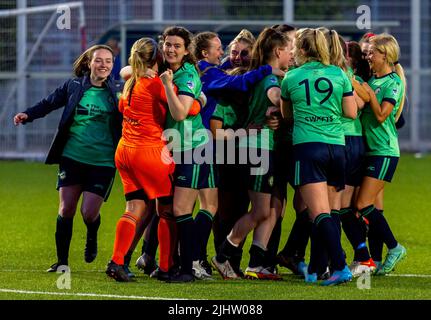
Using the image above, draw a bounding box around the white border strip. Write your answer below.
[0,288,189,300]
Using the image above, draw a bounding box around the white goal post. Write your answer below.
[0,1,86,159]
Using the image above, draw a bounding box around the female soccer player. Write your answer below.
[212,27,291,280]
[358,33,407,275]
[359,32,376,61]
[13,45,122,273]
[341,40,380,276]
[104,38,178,282]
[160,26,217,283]
[106,37,202,282]
[220,29,256,70]
[280,28,356,285]
[318,28,376,276]
[193,30,283,277]
[267,24,311,277]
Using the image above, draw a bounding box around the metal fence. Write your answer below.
[0,0,429,160]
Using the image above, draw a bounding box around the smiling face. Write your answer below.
[229,40,251,67]
[163,35,189,71]
[89,49,113,83]
[361,42,371,60]
[367,44,386,72]
[204,37,224,65]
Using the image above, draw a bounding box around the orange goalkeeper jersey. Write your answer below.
[119,76,175,147]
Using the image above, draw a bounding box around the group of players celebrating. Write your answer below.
[14,23,407,286]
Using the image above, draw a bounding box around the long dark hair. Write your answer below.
[162,26,197,66]
[346,40,371,82]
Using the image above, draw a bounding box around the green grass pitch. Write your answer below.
[0,153,430,300]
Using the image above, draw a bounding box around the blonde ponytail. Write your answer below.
[394,63,407,121]
[123,38,158,101]
[314,29,330,65]
[318,28,348,70]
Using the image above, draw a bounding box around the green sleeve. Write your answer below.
[174,71,198,98]
[263,74,280,93]
[381,79,402,106]
[211,104,225,123]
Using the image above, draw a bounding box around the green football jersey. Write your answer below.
[281,61,353,145]
[238,74,280,151]
[361,72,404,157]
[62,86,115,167]
[341,67,363,137]
[165,62,208,152]
[211,103,238,129]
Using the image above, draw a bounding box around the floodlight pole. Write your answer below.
[410,0,420,151]
[17,0,26,152]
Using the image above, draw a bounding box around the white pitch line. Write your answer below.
[0,288,189,300]
[387,274,431,278]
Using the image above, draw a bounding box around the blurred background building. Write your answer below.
[0,0,429,159]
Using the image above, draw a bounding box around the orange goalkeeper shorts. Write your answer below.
[115,142,175,200]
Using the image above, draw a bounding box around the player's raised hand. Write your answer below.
[362,82,374,94]
[119,65,132,81]
[160,69,173,86]
[13,112,28,126]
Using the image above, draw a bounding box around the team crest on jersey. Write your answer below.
[270,77,278,83]
[392,87,398,95]
[375,87,381,94]
[186,80,194,90]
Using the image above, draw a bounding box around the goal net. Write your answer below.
[0,1,85,160]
